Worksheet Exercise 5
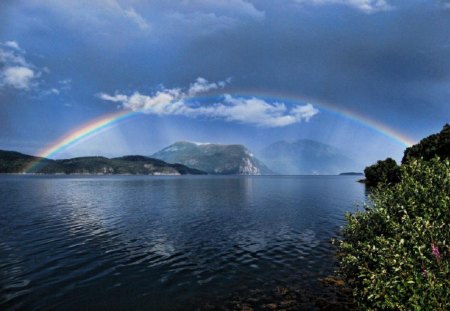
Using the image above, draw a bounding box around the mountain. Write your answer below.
[0,150,206,175]
[0,150,63,173]
[152,141,272,175]
[259,139,361,175]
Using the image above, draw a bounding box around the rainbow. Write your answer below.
[228,89,417,147]
[23,91,416,173]
[23,109,140,173]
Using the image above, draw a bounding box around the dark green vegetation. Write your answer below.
[259,139,361,175]
[403,124,450,163]
[363,158,401,186]
[0,150,205,175]
[0,150,61,174]
[363,124,450,186]
[153,141,273,175]
[339,159,450,310]
[339,124,450,310]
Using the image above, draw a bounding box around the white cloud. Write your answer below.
[1,67,35,90]
[41,88,60,96]
[0,42,40,90]
[4,41,20,50]
[98,78,319,127]
[0,48,27,66]
[99,93,129,103]
[188,77,229,96]
[294,0,392,13]
[196,95,319,127]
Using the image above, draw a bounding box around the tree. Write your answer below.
[402,124,450,164]
[363,158,401,186]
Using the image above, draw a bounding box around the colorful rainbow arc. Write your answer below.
[231,90,416,147]
[23,110,139,173]
[23,92,416,173]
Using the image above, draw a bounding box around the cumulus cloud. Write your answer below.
[0,42,39,90]
[188,77,230,96]
[294,0,392,13]
[198,95,319,127]
[98,78,319,127]
[4,41,20,50]
[0,47,27,66]
[1,67,35,90]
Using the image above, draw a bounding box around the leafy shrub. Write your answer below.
[338,158,450,310]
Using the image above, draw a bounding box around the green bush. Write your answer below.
[338,158,450,310]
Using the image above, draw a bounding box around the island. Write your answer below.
[339,172,363,176]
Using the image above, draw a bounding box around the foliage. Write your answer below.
[403,124,450,164]
[363,158,401,186]
[338,158,450,310]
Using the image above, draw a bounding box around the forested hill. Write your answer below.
[0,150,206,175]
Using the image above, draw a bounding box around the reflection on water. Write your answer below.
[0,175,365,310]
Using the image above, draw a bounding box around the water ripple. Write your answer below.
[0,175,365,310]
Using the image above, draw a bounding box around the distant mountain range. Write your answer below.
[0,150,205,175]
[258,139,362,175]
[152,141,273,175]
[0,139,363,175]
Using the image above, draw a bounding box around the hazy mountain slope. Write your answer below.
[0,150,63,173]
[152,141,272,175]
[0,150,205,175]
[259,139,361,175]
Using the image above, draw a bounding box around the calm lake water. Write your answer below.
[0,175,365,310]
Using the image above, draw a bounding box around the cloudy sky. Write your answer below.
[0,0,449,165]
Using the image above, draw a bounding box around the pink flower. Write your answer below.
[431,243,441,259]
[422,268,428,278]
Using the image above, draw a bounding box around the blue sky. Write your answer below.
[0,0,449,166]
